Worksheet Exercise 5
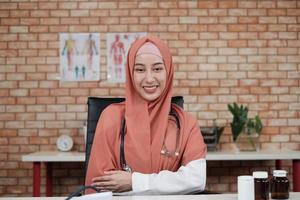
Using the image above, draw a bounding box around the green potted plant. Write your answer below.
[228,103,263,151]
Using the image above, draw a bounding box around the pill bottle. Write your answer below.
[238,175,254,200]
[253,171,269,200]
[270,170,289,199]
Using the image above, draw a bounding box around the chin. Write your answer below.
[141,94,160,102]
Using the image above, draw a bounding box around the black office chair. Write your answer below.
[85,96,184,173]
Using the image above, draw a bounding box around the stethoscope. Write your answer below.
[119,107,181,173]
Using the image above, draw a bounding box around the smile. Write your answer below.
[143,85,158,94]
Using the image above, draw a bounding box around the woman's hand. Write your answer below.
[91,170,132,193]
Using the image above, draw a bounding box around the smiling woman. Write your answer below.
[85,35,207,195]
[133,43,167,102]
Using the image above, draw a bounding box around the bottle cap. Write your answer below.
[273,170,287,177]
[253,171,268,179]
[238,175,254,181]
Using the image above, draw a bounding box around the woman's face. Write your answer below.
[133,53,167,102]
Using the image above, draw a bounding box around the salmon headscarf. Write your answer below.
[124,35,175,172]
[85,35,206,191]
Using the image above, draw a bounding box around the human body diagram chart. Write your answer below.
[60,33,100,81]
[106,32,146,83]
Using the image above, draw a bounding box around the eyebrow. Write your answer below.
[134,62,164,66]
[134,63,144,67]
[153,62,164,66]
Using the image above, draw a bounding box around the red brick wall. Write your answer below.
[0,0,299,196]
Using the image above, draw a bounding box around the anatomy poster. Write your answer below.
[106,32,146,83]
[60,33,100,81]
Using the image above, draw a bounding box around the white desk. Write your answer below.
[22,151,85,162]
[1,193,300,200]
[22,150,300,196]
[22,149,300,163]
[207,150,300,161]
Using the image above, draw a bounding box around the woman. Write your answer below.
[85,35,207,195]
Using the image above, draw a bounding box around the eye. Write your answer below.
[153,67,162,72]
[153,65,165,72]
[134,66,145,73]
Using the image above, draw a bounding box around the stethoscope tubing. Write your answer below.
[119,107,180,172]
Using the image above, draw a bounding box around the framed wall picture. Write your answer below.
[106,32,146,83]
[60,33,100,81]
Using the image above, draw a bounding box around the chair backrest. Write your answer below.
[85,96,184,173]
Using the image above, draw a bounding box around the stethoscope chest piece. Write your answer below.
[122,164,132,173]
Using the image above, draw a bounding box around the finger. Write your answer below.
[92,175,111,182]
[92,180,115,188]
[103,186,117,192]
[100,189,110,192]
[92,176,104,182]
[92,182,118,192]
[93,185,112,192]
[104,170,122,175]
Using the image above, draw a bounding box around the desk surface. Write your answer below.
[22,149,300,162]
[1,193,300,200]
[207,149,300,160]
[22,151,85,162]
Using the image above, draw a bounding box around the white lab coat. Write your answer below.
[117,159,206,195]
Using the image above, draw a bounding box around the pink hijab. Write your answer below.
[85,35,206,189]
[124,35,176,172]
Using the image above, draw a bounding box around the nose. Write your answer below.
[145,70,155,83]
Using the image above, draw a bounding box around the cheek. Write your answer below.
[133,73,142,87]
[160,71,167,88]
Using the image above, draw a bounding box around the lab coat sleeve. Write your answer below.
[130,158,206,195]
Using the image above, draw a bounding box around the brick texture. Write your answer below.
[0,0,299,197]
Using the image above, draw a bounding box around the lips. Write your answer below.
[143,85,158,94]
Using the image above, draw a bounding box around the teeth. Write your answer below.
[144,86,157,88]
